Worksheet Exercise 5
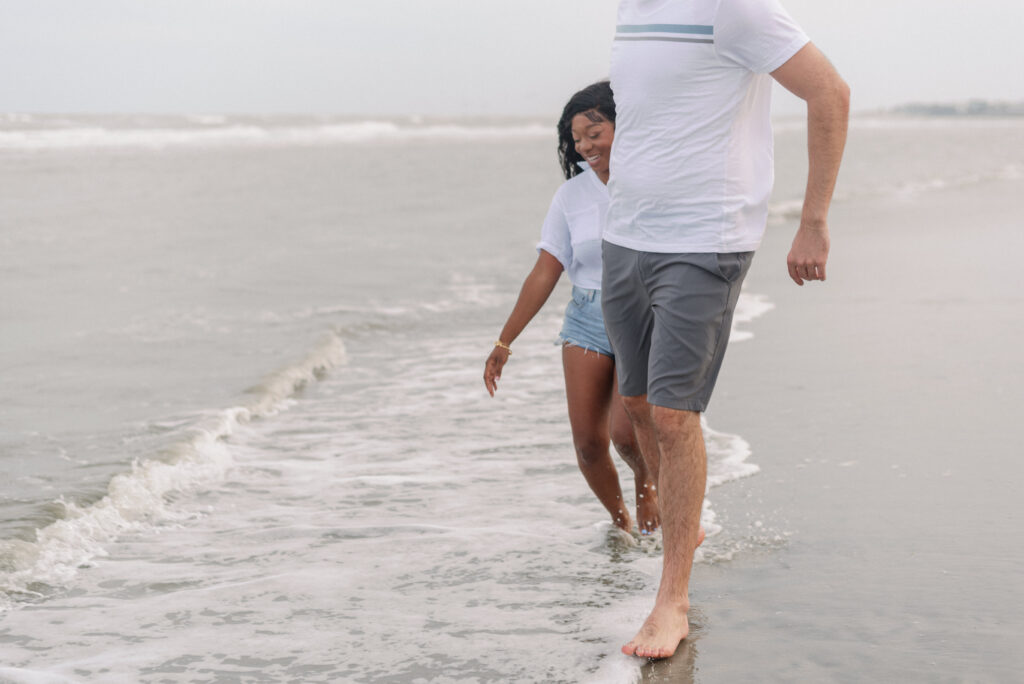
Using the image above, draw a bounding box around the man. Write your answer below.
[600,0,850,659]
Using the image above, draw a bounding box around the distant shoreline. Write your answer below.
[3,102,1024,123]
[889,100,1024,117]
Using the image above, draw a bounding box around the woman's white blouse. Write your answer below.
[535,166,608,290]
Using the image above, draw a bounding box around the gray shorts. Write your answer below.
[601,241,754,412]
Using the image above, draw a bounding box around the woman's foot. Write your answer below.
[612,506,633,533]
[636,480,661,535]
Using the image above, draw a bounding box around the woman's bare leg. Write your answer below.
[608,377,660,534]
[562,345,631,532]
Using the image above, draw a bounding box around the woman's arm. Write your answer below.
[483,250,564,396]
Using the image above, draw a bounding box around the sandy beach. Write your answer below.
[642,173,1024,681]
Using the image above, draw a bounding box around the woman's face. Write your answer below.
[571,111,614,182]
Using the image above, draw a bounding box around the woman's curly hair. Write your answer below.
[556,81,616,180]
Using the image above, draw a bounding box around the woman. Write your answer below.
[483,82,659,535]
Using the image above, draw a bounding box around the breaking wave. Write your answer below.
[0,332,346,610]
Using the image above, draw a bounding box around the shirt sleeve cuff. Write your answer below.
[536,243,570,271]
[758,35,810,74]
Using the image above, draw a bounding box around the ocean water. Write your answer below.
[1,113,1021,682]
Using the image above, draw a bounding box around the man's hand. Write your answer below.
[773,43,848,288]
[787,222,830,286]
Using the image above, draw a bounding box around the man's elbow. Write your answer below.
[834,77,851,115]
[810,73,850,116]
[823,68,851,114]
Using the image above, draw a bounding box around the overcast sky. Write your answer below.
[2,0,1022,117]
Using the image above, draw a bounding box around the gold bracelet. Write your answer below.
[494,340,512,354]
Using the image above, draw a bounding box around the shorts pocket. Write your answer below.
[714,252,753,283]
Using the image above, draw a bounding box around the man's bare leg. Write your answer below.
[622,405,707,659]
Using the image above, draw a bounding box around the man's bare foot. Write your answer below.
[622,529,705,657]
[621,602,689,659]
[636,481,660,535]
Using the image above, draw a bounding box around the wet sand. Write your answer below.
[642,177,1024,681]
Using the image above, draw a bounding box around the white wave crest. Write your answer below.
[769,162,1024,223]
[0,332,347,610]
[731,291,775,343]
[767,197,805,224]
[775,115,1024,132]
[244,331,347,417]
[697,419,761,545]
[705,419,760,488]
[0,121,552,151]
[0,666,80,684]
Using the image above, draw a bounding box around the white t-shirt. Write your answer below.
[606,0,809,253]
[536,166,609,290]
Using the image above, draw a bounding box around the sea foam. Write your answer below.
[731,291,775,343]
[0,333,346,611]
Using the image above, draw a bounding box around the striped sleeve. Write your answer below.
[714,0,809,73]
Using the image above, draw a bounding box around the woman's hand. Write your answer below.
[483,250,563,397]
[483,346,510,396]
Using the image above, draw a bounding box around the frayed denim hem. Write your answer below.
[557,337,614,359]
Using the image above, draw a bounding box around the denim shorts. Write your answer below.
[559,285,615,358]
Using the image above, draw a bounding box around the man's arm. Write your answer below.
[772,42,850,286]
